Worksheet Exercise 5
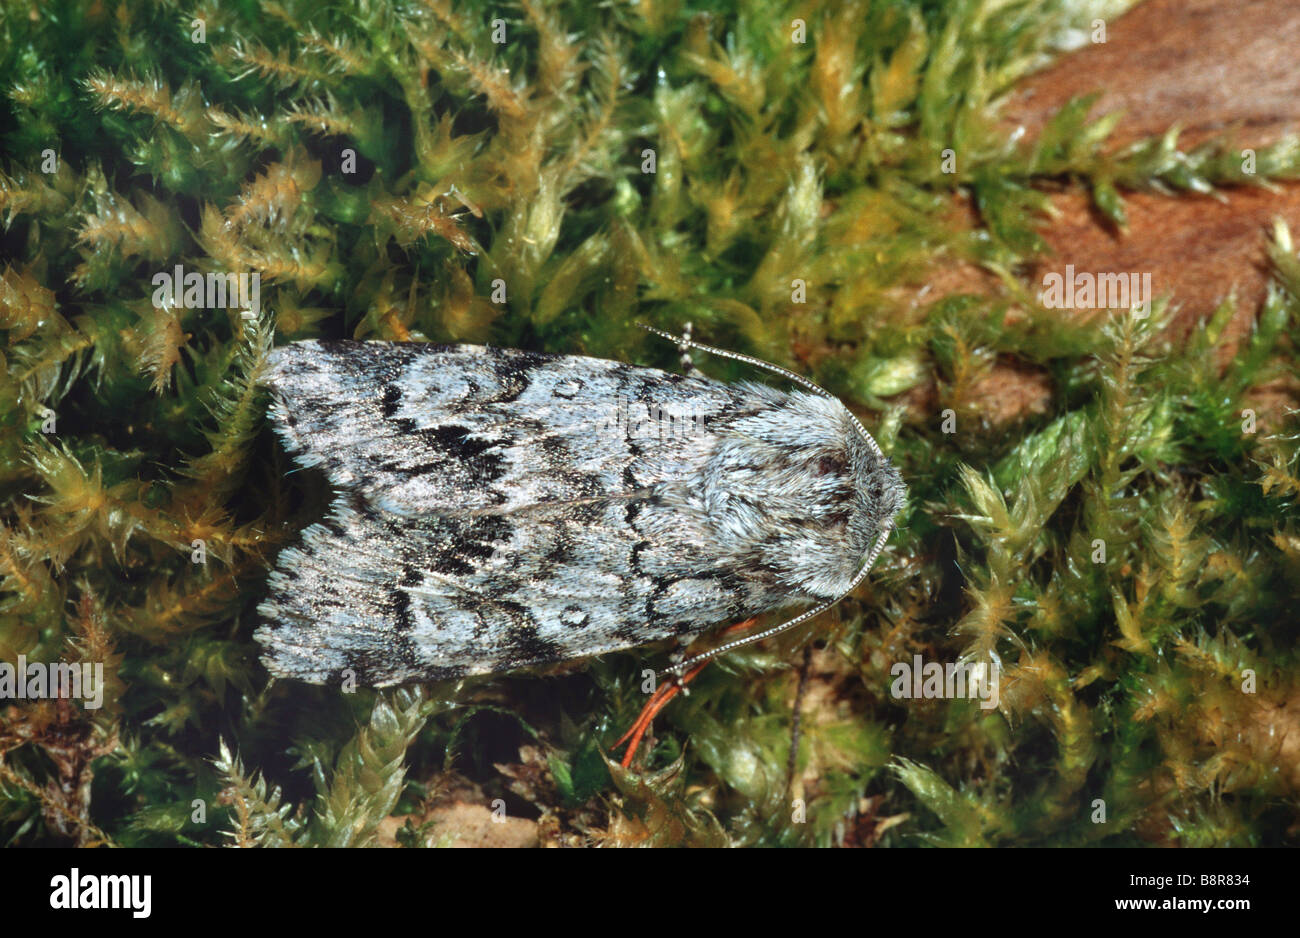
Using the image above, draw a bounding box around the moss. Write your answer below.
[0,0,1297,846]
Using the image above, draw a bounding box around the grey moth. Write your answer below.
[255,332,905,686]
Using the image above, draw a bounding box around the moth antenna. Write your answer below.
[636,322,885,461]
[638,322,829,395]
[661,521,895,677]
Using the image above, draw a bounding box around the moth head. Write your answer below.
[843,417,907,577]
[768,395,905,600]
[703,388,903,601]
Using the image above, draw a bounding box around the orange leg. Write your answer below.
[612,662,709,768]
[612,618,759,768]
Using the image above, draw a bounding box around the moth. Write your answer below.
[255,329,905,687]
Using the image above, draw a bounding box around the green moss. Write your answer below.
[0,0,1297,846]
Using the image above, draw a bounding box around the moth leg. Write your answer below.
[677,321,697,376]
[612,661,708,769]
[611,618,760,769]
